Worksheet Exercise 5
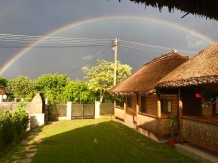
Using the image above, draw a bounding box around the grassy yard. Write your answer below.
[1,119,198,163]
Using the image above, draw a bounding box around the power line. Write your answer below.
[119,40,197,55]
[67,46,112,75]
[0,34,197,56]
[0,44,111,48]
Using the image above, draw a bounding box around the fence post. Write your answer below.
[95,101,100,119]
[67,101,72,120]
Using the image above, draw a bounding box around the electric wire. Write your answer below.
[67,46,112,75]
[0,34,197,56]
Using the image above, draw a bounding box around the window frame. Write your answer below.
[161,99,172,114]
[213,97,218,116]
[127,97,132,108]
[140,96,147,113]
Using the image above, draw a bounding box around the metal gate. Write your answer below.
[71,104,95,119]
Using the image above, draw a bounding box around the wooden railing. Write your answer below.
[182,116,218,152]
[137,113,158,134]
[115,107,124,120]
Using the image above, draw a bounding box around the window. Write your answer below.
[213,97,218,116]
[141,96,147,113]
[127,97,132,107]
[161,99,171,113]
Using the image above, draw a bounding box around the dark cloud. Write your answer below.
[0,0,217,80]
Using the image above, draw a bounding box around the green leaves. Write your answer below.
[35,73,70,104]
[82,60,132,102]
[63,80,98,103]
[7,75,35,99]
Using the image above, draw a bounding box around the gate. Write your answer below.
[71,104,95,119]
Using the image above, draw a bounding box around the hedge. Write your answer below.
[0,107,29,147]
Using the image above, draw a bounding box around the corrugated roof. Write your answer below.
[158,42,218,87]
[109,50,189,95]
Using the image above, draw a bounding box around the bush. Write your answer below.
[0,102,29,147]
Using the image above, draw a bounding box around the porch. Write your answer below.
[181,115,218,153]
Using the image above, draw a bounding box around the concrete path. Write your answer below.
[3,126,45,163]
[175,143,218,163]
[115,117,218,163]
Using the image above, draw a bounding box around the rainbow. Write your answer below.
[0,15,215,76]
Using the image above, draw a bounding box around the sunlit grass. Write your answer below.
[29,119,197,163]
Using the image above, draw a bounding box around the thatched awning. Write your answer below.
[109,50,189,95]
[158,42,218,88]
[128,0,218,20]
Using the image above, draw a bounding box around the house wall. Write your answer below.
[147,94,158,116]
[160,94,178,116]
[201,85,218,118]
[126,95,137,115]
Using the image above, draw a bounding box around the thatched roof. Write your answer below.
[109,50,189,95]
[129,0,218,20]
[158,42,218,88]
[0,84,9,95]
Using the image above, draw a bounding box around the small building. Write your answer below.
[157,42,218,152]
[0,84,9,102]
[109,50,189,141]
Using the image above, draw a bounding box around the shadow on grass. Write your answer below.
[2,119,199,163]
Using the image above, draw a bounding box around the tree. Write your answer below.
[7,75,35,99]
[82,60,131,103]
[35,73,69,104]
[63,80,98,103]
[0,76,8,87]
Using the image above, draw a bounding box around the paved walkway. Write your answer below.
[115,117,218,163]
[175,143,218,163]
[3,127,45,163]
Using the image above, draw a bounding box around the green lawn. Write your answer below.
[2,119,198,163]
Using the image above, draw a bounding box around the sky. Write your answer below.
[0,0,217,80]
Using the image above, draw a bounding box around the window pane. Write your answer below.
[215,97,218,115]
[167,101,172,112]
[127,97,132,107]
[141,96,146,113]
[161,99,171,113]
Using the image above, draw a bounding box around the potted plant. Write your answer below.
[168,114,177,147]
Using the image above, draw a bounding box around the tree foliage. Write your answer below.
[7,75,35,99]
[0,76,8,87]
[63,80,98,103]
[82,60,131,102]
[35,73,69,104]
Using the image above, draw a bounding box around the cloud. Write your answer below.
[82,55,93,60]
[185,34,204,48]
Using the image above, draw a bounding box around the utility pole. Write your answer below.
[113,38,119,113]
[113,38,118,86]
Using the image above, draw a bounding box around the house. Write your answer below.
[0,84,9,102]
[157,42,218,152]
[109,50,189,141]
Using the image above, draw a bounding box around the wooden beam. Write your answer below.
[178,88,183,144]
[157,94,162,141]
[124,95,127,124]
[136,94,139,129]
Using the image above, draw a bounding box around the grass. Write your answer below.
[1,119,198,163]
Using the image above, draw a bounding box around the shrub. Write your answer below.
[0,102,29,147]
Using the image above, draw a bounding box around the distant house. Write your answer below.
[0,84,9,102]
[157,42,218,152]
[0,84,9,95]
[109,50,189,141]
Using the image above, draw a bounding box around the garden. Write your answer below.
[0,119,198,163]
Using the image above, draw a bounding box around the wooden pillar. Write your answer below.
[157,94,162,141]
[113,94,116,115]
[124,95,127,124]
[178,88,183,144]
[136,94,139,129]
